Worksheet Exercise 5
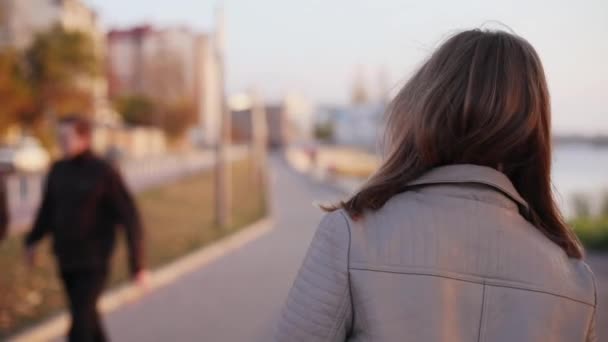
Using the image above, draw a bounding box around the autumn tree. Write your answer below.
[113,94,159,126]
[0,50,33,134]
[162,98,197,139]
[109,37,199,140]
[25,25,100,122]
[136,44,197,140]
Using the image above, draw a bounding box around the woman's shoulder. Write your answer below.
[571,257,599,305]
[317,209,352,240]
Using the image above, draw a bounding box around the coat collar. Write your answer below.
[407,164,529,212]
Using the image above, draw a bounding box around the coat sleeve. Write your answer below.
[274,210,353,342]
[584,261,598,342]
[586,270,598,342]
[0,175,8,240]
[586,308,597,342]
[106,166,145,275]
[25,168,55,246]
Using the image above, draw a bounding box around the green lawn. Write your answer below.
[0,158,266,338]
[572,217,608,251]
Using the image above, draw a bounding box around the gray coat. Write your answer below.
[275,164,597,341]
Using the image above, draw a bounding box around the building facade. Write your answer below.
[107,25,222,145]
[316,103,386,151]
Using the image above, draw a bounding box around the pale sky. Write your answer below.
[87,0,608,134]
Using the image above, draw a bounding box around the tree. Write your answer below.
[601,192,608,218]
[113,94,196,141]
[113,94,159,126]
[314,121,334,142]
[162,98,197,139]
[25,25,100,122]
[142,45,190,104]
[136,45,197,140]
[110,37,199,140]
[572,193,592,218]
[0,50,33,134]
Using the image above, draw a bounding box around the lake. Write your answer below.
[553,143,608,216]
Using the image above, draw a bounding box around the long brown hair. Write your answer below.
[328,29,583,259]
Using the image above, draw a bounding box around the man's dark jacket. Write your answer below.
[25,150,144,273]
[0,173,8,240]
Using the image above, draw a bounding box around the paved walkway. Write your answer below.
[103,154,343,341]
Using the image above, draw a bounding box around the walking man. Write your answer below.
[24,115,147,342]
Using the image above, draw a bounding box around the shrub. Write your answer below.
[571,193,592,218]
[572,217,608,251]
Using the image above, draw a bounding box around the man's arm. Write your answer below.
[106,165,145,275]
[0,174,9,240]
[24,168,55,247]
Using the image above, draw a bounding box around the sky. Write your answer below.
[86,0,608,134]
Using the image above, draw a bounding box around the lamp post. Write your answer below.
[214,4,231,228]
[250,89,268,192]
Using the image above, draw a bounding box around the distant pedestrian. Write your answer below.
[0,171,9,241]
[275,29,597,341]
[24,115,147,342]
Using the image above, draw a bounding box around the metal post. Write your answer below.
[250,90,268,192]
[214,5,231,228]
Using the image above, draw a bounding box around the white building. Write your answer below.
[284,93,314,142]
[316,103,386,151]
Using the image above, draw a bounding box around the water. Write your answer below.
[553,143,608,217]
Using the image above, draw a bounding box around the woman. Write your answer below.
[275,29,597,341]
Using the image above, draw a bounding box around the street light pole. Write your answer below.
[214,4,231,228]
[250,89,268,192]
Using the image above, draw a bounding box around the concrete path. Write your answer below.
[103,154,343,341]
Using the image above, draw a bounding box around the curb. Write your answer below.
[9,216,274,342]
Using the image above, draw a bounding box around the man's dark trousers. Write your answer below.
[60,267,109,342]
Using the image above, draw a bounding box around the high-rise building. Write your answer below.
[107,25,222,145]
[266,104,291,148]
[106,26,153,98]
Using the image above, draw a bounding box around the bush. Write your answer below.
[161,99,197,139]
[571,193,592,218]
[314,122,334,142]
[113,95,159,126]
[600,192,608,217]
[572,217,608,251]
